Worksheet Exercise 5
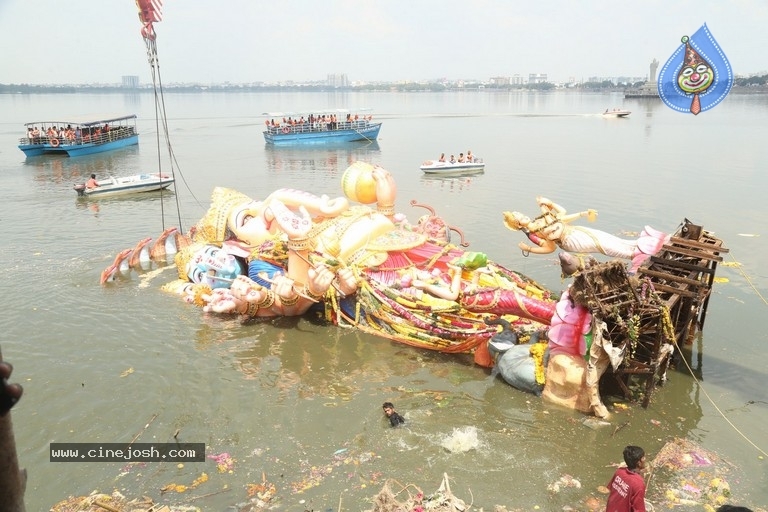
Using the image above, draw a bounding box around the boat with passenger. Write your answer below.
[73,173,174,198]
[262,110,381,145]
[420,156,485,175]
[602,108,631,118]
[18,114,139,157]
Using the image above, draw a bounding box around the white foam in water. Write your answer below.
[440,426,481,453]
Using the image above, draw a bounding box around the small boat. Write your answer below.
[262,110,381,145]
[73,173,174,198]
[18,115,139,157]
[602,108,631,118]
[420,159,485,175]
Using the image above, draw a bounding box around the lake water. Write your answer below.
[1,90,767,511]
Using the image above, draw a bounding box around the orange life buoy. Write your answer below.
[281,127,290,134]
[50,137,60,147]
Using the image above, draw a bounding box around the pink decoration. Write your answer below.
[548,289,592,357]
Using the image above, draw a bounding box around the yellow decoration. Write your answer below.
[190,284,213,307]
[161,472,208,494]
[191,472,209,487]
[280,292,300,307]
[160,279,193,295]
[174,244,195,280]
[530,342,547,385]
[341,161,378,204]
[194,187,253,244]
[161,483,187,493]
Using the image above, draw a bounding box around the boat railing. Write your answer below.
[264,119,374,135]
[19,126,137,146]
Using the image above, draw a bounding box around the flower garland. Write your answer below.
[529,342,548,385]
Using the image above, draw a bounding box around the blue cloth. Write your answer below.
[495,344,546,396]
[248,260,283,288]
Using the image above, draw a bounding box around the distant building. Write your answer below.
[624,58,661,98]
[327,73,349,88]
[489,76,510,86]
[510,74,524,85]
[528,73,548,84]
[122,75,139,89]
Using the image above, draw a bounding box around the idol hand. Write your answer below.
[335,267,358,296]
[271,200,312,239]
[308,265,337,294]
[200,288,241,315]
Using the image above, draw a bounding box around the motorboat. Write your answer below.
[420,158,485,175]
[74,173,174,198]
[602,109,631,118]
[18,114,139,157]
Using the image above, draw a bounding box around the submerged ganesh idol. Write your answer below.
[100,162,723,418]
[99,162,637,416]
[162,162,558,362]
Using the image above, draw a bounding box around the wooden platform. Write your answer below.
[569,219,728,408]
[637,219,727,343]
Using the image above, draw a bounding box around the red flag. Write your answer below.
[135,0,163,39]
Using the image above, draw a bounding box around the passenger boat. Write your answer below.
[18,115,139,157]
[602,108,631,118]
[420,159,485,175]
[73,173,174,198]
[262,110,382,145]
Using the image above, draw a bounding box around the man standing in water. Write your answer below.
[382,402,404,427]
[606,445,647,512]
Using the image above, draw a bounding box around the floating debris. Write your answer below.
[365,472,468,512]
[647,437,738,509]
[50,490,182,512]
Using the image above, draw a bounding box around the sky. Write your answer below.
[1,0,767,85]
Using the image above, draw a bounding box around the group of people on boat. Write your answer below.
[437,150,475,164]
[264,113,374,135]
[25,123,126,146]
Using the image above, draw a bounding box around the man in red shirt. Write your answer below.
[606,445,647,512]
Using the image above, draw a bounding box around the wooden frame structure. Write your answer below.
[569,219,727,408]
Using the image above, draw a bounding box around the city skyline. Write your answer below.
[1,1,766,86]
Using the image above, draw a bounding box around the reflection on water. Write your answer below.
[25,145,141,185]
[73,189,177,217]
[263,140,381,175]
[420,172,484,193]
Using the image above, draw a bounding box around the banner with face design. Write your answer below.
[657,23,732,115]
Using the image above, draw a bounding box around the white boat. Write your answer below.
[420,159,485,175]
[73,173,174,198]
[602,108,631,118]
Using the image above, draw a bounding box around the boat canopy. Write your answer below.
[23,114,137,128]
[261,108,373,118]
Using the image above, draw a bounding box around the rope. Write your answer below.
[143,32,206,234]
[352,121,375,143]
[671,249,768,458]
[726,251,768,306]
[674,337,768,458]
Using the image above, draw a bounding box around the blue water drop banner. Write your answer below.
[657,23,732,115]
